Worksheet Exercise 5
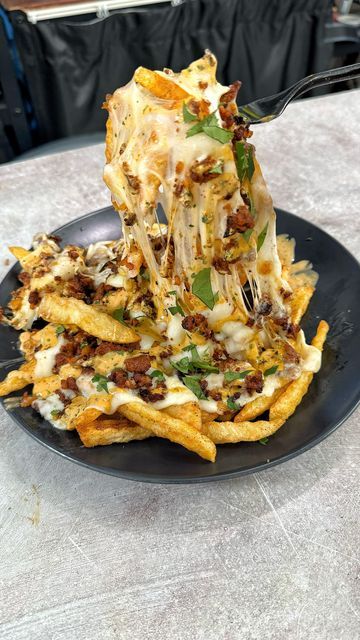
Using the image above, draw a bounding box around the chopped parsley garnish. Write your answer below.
[235,142,255,182]
[168,291,185,317]
[192,268,219,310]
[171,357,192,374]
[92,374,109,393]
[55,325,65,336]
[79,341,88,349]
[259,437,269,445]
[51,409,60,418]
[264,365,278,376]
[242,228,253,243]
[183,102,198,123]
[186,111,233,144]
[224,370,253,383]
[150,370,165,382]
[112,307,129,326]
[227,396,239,411]
[257,223,268,252]
[183,375,207,400]
[171,344,219,376]
[209,161,223,175]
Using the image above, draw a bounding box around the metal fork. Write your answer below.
[237,62,360,124]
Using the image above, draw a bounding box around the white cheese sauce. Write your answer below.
[34,335,65,379]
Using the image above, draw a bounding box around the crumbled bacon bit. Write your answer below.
[139,388,164,403]
[198,81,208,90]
[93,283,113,302]
[125,354,151,373]
[82,366,95,376]
[66,274,93,300]
[219,105,234,129]
[208,390,221,401]
[55,389,71,406]
[182,313,204,331]
[245,371,264,394]
[181,313,214,339]
[190,156,219,183]
[226,206,254,235]
[122,162,140,192]
[287,322,300,339]
[220,81,241,104]
[54,353,71,372]
[283,342,300,364]
[133,373,152,387]
[124,212,136,226]
[108,369,128,387]
[212,256,230,275]
[95,341,140,356]
[68,249,79,260]
[159,348,173,359]
[18,271,30,286]
[61,377,78,391]
[176,161,184,174]
[28,290,40,308]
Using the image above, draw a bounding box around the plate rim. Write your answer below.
[1,206,360,484]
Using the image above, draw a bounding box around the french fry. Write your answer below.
[134,67,190,101]
[119,402,216,462]
[164,402,201,431]
[0,360,34,396]
[76,416,151,447]
[33,374,61,398]
[235,384,288,422]
[38,293,138,344]
[290,285,314,324]
[201,410,220,426]
[269,320,329,423]
[202,419,284,444]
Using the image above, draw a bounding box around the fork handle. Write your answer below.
[289,62,360,101]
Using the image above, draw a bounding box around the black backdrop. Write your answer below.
[10,0,332,145]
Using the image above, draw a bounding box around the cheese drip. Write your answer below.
[103,52,289,319]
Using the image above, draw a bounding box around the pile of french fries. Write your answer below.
[0,53,329,463]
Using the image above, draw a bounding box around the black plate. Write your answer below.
[1,207,360,483]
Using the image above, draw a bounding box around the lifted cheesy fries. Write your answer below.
[0,53,328,462]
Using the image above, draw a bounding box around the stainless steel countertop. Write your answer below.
[0,89,359,640]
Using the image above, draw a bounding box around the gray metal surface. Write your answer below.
[0,90,359,640]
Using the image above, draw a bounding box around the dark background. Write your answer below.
[1,0,359,163]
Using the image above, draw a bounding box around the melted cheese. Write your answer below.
[34,335,65,379]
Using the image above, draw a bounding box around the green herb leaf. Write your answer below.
[79,341,88,349]
[168,291,185,317]
[264,365,278,377]
[51,409,60,418]
[224,370,253,383]
[192,361,219,374]
[183,376,207,400]
[235,142,255,182]
[257,223,268,252]
[150,370,165,382]
[227,396,239,411]
[192,268,218,310]
[55,325,65,336]
[202,125,233,144]
[112,307,129,326]
[209,161,223,175]
[182,343,200,359]
[186,112,229,142]
[242,228,253,243]
[186,120,206,138]
[92,373,109,393]
[247,147,255,180]
[259,437,269,445]
[171,357,191,374]
[183,102,198,123]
